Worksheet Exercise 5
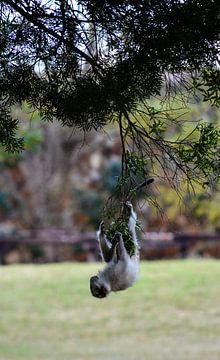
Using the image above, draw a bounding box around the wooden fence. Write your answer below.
[0,228,220,264]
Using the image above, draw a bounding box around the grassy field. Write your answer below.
[0,260,220,360]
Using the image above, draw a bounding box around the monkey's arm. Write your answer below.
[97,222,118,263]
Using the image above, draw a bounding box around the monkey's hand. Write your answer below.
[99,221,105,235]
[125,201,133,213]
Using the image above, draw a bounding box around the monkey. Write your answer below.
[90,201,139,298]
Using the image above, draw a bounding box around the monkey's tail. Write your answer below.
[127,178,154,201]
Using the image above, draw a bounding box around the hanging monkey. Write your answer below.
[90,201,139,298]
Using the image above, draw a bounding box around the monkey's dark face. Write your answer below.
[90,276,109,298]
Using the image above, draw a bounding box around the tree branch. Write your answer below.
[4,0,103,76]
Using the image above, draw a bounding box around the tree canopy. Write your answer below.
[0,0,220,207]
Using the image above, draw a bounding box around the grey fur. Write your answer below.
[90,202,139,298]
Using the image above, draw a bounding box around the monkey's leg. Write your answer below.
[126,202,137,239]
[126,202,139,256]
[98,222,118,262]
[114,232,128,261]
[126,202,137,230]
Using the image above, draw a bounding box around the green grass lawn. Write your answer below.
[0,260,220,360]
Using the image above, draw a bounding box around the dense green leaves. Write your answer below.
[106,216,140,257]
[0,1,219,138]
[0,0,219,205]
[0,106,23,152]
[178,124,220,178]
[191,69,220,107]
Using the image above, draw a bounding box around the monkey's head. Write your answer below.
[90,275,110,298]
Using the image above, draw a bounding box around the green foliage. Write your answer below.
[148,118,166,138]
[0,105,44,163]
[100,152,149,247]
[191,68,220,107]
[178,123,220,178]
[125,151,148,179]
[101,153,147,255]
[112,151,150,206]
[0,0,219,151]
[105,215,141,257]
[0,0,219,214]
[0,106,23,152]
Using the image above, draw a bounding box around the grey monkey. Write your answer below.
[90,201,139,298]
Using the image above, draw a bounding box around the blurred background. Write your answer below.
[0,100,220,265]
[1,101,220,360]
[1,1,219,359]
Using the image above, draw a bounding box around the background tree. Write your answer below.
[1,100,220,235]
[0,0,219,214]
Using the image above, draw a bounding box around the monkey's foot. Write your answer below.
[114,231,122,242]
